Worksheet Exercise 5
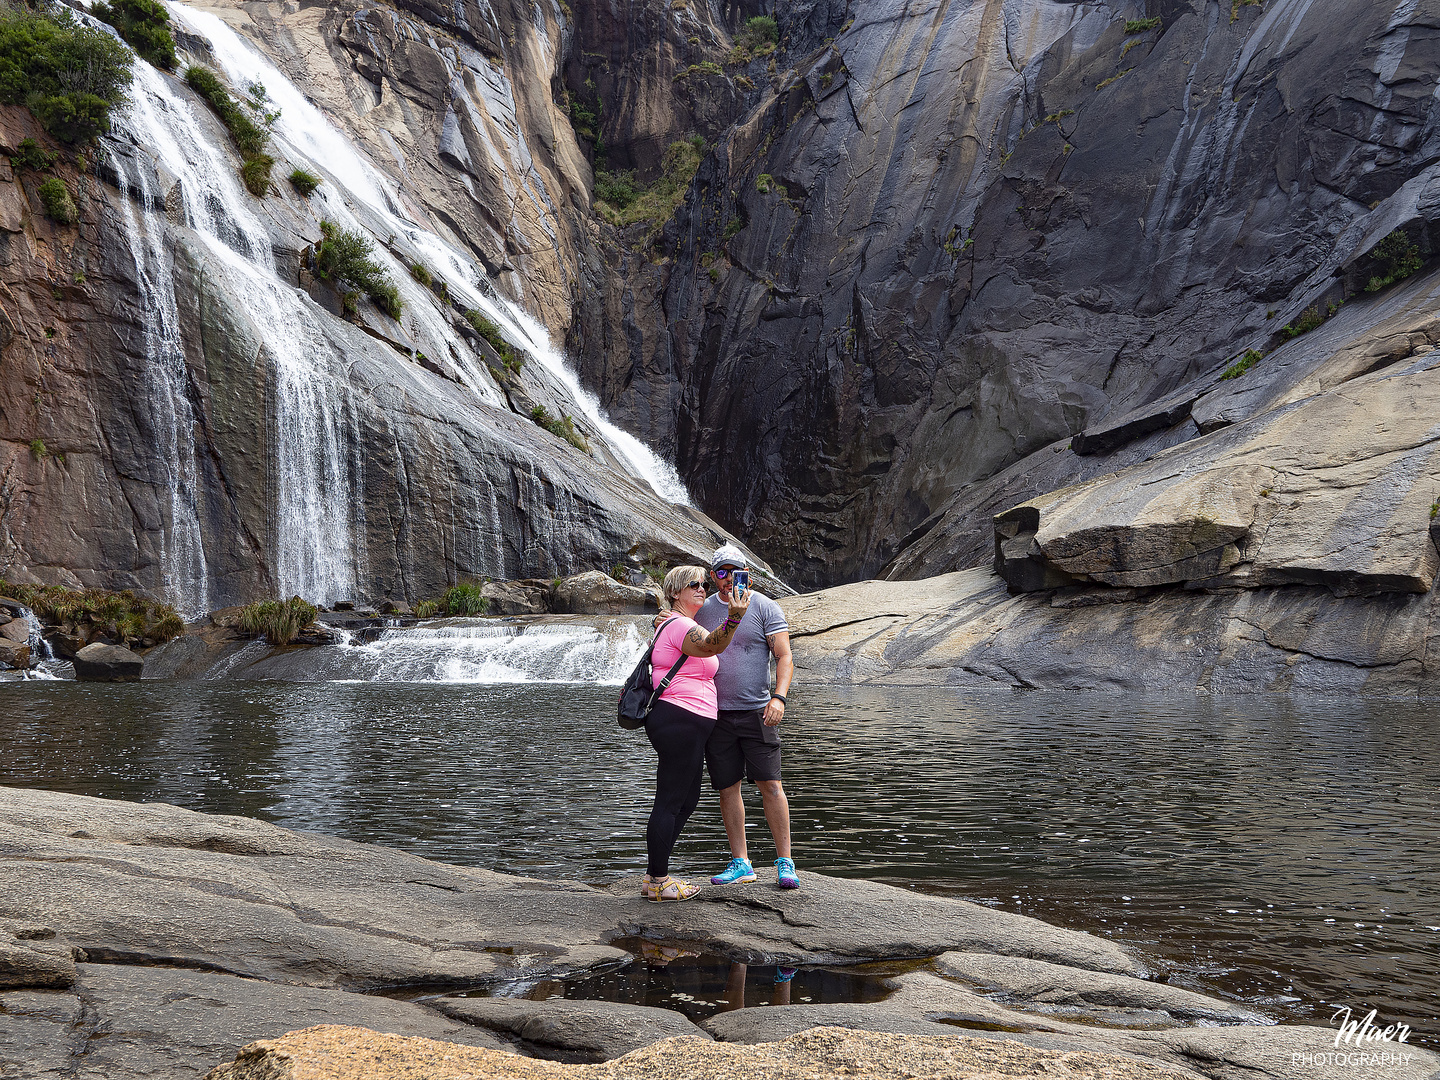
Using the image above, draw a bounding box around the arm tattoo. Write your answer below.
[685,627,707,648]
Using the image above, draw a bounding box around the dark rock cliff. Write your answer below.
[570,0,1440,589]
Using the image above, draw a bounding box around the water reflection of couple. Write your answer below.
[639,545,796,903]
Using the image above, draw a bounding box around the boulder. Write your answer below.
[0,641,29,670]
[431,997,709,1062]
[0,617,29,643]
[378,600,411,615]
[71,643,143,682]
[0,595,27,618]
[47,630,85,659]
[551,572,660,615]
[481,579,553,616]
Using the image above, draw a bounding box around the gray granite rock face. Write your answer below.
[570,0,1440,590]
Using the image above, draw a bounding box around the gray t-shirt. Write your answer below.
[696,591,789,711]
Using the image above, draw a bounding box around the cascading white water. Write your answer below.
[109,165,211,616]
[118,61,362,604]
[320,620,647,683]
[170,2,694,506]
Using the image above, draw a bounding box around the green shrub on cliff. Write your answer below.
[728,16,778,64]
[0,580,185,645]
[238,597,317,645]
[10,138,56,171]
[1364,230,1423,293]
[593,137,704,233]
[288,167,321,196]
[463,310,521,371]
[93,0,176,71]
[185,65,278,196]
[315,220,402,320]
[37,177,75,223]
[0,5,132,143]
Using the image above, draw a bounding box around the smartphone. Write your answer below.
[732,570,750,595]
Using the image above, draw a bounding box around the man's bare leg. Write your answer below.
[757,780,791,859]
[719,781,748,860]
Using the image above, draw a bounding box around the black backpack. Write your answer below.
[617,617,689,729]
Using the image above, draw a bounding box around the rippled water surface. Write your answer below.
[3,683,1437,1044]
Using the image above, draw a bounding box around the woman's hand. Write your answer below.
[726,589,752,621]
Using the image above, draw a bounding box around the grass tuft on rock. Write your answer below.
[288,167,321,196]
[463,310,521,372]
[1221,348,1263,380]
[1,580,185,646]
[185,65,278,197]
[238,596,317,645]
[530,405,589,452]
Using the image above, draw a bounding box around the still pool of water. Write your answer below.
[3,683,1437,1044]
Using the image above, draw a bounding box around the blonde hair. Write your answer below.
[663,565,709,606]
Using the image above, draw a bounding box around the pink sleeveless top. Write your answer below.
[651,615,719,719]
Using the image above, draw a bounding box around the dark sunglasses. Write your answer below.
[712,567,742,579]
[683,580,705,591]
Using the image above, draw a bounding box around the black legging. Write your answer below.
[644,697,717,878]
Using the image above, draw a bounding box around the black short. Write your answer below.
[705,707,782,789]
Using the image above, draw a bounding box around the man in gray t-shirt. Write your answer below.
[693,544,798,889]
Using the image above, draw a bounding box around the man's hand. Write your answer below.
[653,609,671,630]
[763,697,785,726]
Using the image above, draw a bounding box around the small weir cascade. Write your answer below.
[52,0,722,614]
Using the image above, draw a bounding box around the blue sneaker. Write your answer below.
[775,857,800,889]
[710,857,757,885]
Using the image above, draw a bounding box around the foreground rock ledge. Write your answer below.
[205,1024,1202,1080]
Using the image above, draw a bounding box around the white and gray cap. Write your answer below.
[710,543,749,571]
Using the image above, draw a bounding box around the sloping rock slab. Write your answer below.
[610,873,1140,974]
[934,952,1266,1024]
[0,787,1141,991]
[0,963,509,1080]
[994,356,1440,596]
[783,567,1440,694]
[432,996,709,1062]
[203,1024,1203,1080]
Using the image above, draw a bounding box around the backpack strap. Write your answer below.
[647,617,691,710]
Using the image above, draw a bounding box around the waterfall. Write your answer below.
[107,112,211,616]
[118,61,363,605]
[167,2,695,506]
[256,620,648,683]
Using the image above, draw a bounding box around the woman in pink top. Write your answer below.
[641,564,751,902]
